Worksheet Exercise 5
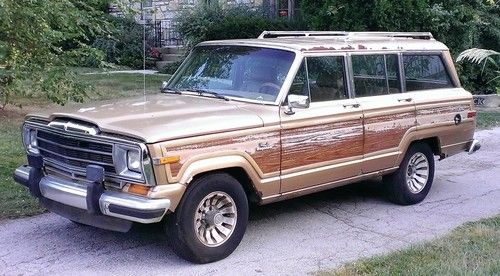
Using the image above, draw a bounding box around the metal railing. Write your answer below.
[258,31,435,40]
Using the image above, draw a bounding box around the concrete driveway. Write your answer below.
[1,128,499,276]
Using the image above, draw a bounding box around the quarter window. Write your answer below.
[352,54,401,97]
[403,54,454,91]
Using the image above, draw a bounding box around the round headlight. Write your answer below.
[127,150,141,173]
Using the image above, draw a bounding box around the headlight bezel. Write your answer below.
[22,125,39,155]
[113,144,156,186]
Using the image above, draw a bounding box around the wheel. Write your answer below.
[383,143,435,205]
[166,173,249,263]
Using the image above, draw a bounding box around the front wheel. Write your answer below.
[166,173,248,263]
[383,143,435,205]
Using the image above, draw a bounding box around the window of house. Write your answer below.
[403,54,454,91]
[307,56,348,102]
[352,54,401,97]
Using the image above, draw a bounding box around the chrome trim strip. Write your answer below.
[25,121,135,146]
[36,173,169,223]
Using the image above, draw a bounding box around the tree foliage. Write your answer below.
[176,3,307,49]
[0,0,114,108]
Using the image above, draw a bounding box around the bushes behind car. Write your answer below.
[176,3,308,49]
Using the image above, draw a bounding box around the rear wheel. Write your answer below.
[383,143,435,205]
[166,173,248,263]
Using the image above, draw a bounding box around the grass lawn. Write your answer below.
[320,215,500,276]
[0,71,168,220]
[476,110,500,129]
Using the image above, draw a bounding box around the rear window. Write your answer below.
[403,54,454,91]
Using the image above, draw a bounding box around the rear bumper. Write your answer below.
[14,162,170,227]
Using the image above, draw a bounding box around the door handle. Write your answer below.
[398,98,413,102]
[343,103,360,108]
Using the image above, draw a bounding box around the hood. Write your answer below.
[27,94,265,143]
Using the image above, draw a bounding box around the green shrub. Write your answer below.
[92,17,155,69]
[176,3,308,49]
[159,61,183,75]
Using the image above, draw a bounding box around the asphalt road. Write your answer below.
[1,128,499,276]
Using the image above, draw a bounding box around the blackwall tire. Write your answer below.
[166,173,248,263]
[383,143,435,205]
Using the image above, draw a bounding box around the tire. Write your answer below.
[166,173,249,263]
[383,143,435,205]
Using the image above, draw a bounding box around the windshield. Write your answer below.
[166,45,296,102]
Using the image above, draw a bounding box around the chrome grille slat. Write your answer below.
[37,136,113,156]
[38,147,113,167]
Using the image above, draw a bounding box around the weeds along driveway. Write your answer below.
[0,128,499,276]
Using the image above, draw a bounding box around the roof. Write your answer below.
[198,31,449,53]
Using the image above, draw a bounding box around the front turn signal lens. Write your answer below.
[156,156,180,165]
[126,183,150,196]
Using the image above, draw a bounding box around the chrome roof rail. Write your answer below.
[258,31,434,40]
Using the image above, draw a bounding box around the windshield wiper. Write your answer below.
[161,87,182,94]
[185,89,230,101]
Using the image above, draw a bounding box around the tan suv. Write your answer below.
[14,31,480,263]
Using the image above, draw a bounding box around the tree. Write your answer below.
[0,0,114,108]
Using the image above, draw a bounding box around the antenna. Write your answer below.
[142,5,146,98]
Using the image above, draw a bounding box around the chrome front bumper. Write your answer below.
[14,165,170,224]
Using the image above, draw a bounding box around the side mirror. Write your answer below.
[288,94,310,109]
[284,94,310,115]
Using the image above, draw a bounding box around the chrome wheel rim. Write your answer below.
[194,191,237,247]
[406,152,429,194]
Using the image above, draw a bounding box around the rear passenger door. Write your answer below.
[280,55,364,193]
[350,53,417,173]
[401,52,474,154]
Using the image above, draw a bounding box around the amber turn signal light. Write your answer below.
[126,184,150,196]
[155,156,181,165]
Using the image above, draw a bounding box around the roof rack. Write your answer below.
[258,31,434,40]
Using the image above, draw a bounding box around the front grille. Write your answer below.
[37,130,116,174]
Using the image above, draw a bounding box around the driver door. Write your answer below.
[280,56,364,194]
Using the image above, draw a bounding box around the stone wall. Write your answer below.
[473,95,500,108]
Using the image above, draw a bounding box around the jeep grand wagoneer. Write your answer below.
[14,31,480,263]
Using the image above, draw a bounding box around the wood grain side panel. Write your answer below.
[416,104,471,126]
[164,131,281,178]
[281,119,364,171]
[363,111,416,154]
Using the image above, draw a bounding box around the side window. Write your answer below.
[307,56,348,102]
[352,54,401,97]
[403,54,454,91]
[289,60,309,97]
